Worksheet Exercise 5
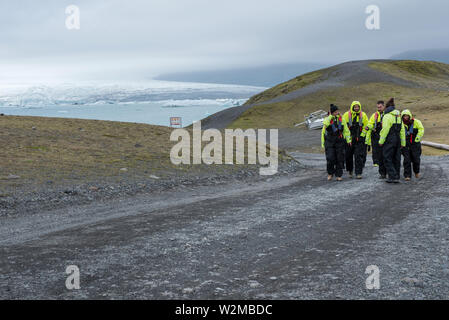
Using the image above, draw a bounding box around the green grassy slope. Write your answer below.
[230,60,449,148]
[244,69,324,105]
[369,60,449,88]
[0,115,280,190]
[0,116,177,187]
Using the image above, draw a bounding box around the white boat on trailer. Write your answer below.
[295,110,328,130]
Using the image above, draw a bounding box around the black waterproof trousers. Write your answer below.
[372,132,387,176]
[345,137,366,175]
[402,142,422,178]
[383,131,401,180]
[378,145,387,177]
[371,133,382,165]
[325,136,346,177]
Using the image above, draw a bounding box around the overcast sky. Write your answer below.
[1,0,448,83]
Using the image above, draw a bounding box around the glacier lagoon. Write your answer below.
[0,99,246,127]
[0,80,265,127]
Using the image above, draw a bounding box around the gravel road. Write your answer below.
[1,153,449,299]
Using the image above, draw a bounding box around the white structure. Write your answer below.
[295,110,328,130]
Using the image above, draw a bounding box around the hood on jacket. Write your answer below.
[401,109,413,125]
[350,101,362,114]
[401,109,413,118]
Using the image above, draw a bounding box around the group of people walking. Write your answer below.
[321,98,425,183]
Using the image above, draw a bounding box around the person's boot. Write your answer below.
[348,171,353,178]
[393,179,400,184]
[327,175,333,181]
[386,178,394,183]
[336,177,343,181]
[415,173,420,179]
[356,174,362,179]
[405,177,411,181]
[379,175,387,179]
[373,164,379,167]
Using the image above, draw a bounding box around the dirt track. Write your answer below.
[1,152,448,299]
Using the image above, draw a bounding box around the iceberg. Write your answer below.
[0,80,264,107]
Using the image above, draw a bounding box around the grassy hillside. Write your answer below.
[0,116,280,191]
[244,69,324,105]
[231,82,449,148]
[0,116,178,188]
[229,60,449,154]
[369,60,449,88]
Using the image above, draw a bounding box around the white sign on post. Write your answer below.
[170,117,182,128]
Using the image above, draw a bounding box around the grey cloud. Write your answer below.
[0,0,448,82]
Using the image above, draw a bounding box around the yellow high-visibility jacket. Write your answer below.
[379,107,406,146]
[342,101,369,141]
[365,111,384,145]
[401,109,425,143]
[321,115,352,148]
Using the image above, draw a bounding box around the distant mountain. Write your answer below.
[391,49,449,64]
[154,63,328,87]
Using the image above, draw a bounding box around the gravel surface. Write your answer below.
[0,161,300,218]
[278,128,321,152]
[1,153,448,299]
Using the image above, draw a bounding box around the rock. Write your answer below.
[401,277,423,287]
[248,280,261,288]
[134,143,143,148]
[149,175,160,179]
[6,174,20,180]
[182,288,194,294]
[32,126,37,130]
[89,186,99,191]
[120,168,128,172]
[63,189,78,195]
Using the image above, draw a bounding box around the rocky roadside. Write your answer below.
[0,159,303,218]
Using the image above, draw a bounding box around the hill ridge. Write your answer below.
[201,59,433,130]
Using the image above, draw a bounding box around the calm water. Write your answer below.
[0,80,265,127]
[0,100,240,127]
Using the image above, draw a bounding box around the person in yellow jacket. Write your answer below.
[401,109,424,181]
[366,100,387,178]
[378,98,406,183]
[321,104,352,181]
[342,101,369,179]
